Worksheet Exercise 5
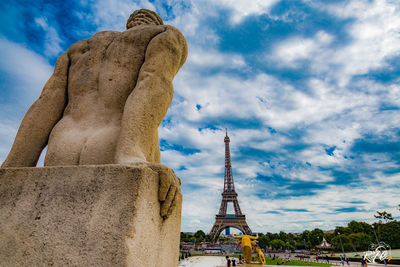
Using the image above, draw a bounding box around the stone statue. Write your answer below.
[1,9,187,218]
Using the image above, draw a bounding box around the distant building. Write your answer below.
[289,232,301,237]
[316,237,332,251]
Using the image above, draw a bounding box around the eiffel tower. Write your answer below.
[209,130,252,241]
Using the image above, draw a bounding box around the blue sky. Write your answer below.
[0,0,399,233]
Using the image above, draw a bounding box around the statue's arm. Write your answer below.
[2,52,69,167]
[115,26,188,164]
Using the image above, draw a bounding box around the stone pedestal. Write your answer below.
[0,164,182,266]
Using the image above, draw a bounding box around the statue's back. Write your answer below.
[65,25,167,120]
[45,25,168,166]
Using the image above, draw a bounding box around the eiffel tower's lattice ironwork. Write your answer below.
[209,130,252,241]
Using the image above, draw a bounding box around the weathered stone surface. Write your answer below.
[0,164,182,266]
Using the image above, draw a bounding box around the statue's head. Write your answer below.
[126,9,163,29]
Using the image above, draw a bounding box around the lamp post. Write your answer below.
[372,225,386,265]
[338,232,345,265]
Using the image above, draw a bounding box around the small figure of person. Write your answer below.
[226,256,231,267]
[340,255,344,265]
[346,257,350,265]
[326,255,329,264]
[232,258,236,266]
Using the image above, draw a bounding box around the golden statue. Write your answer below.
[255,247,266,265]
[232,233,266,264]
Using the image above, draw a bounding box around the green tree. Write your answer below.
[258,234,270,249]
[333,234,352,252]
[348,221,364,233]
[334,226,351,236]
[288,239,296,247]
[270,239,286,250]
[378,221,400,249]
[194,230,206,241]
[288,233,297,243]
[285,241,295,251]
[358,222,373,236]
[374,211,394,223]
[205,234,212,242]
[357,233,373,251]
[310,228,324,248]
[267,232,279,241]
[279,231,288,242]
[348,233,372,251]
[300,230,310,242]
[324,232,335,244]
[180,232,194,242]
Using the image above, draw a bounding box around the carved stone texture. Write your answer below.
[0,164,181,267]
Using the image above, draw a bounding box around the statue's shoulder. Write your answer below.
[91,30,120,38]
[122,25,185,40]
[149,25,187,51]
[154,25,187,63]
[162,25,186,40]
[68,31,120,53]
[161,26,187,56]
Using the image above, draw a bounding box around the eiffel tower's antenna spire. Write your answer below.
[224,129,233,191]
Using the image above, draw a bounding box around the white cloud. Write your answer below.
[0,38,52,164]
[0,38,52,101]
[34,17,64,57]
[79,0,155,32]
[209,0,281,24]
[271,0,400,86]
[0,122,17,162]
[271,31,334,69]
[188,46,246,69]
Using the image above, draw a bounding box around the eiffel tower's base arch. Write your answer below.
[209,215,252,241]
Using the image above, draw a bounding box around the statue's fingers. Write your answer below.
[166,188,179,218]
[161,185,176,218]
[158,169,171,201]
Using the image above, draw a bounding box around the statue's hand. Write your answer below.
[148,163,182,219]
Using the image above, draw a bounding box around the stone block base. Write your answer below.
[0,164,181,266]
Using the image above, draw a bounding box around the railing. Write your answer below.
[216,214,246,218]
